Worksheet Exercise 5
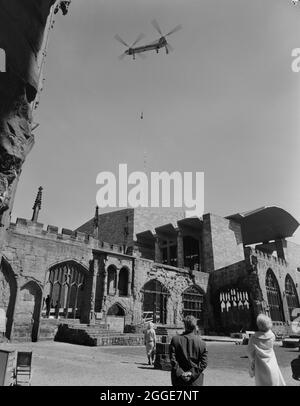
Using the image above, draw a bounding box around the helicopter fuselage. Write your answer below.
[125,37,167,57]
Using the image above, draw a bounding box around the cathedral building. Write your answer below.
[0,194,299,343]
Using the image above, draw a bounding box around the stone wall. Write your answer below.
[133,208,186,236]
[132,258,209,328]
[0,218,133,341]
[202,213,244,272]
[284,241,300,274]
[246,247,300,327]
[76,208,135,248]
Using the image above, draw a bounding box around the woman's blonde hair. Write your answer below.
[256,313,273,332]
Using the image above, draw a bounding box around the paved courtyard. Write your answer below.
[1,340,299,386]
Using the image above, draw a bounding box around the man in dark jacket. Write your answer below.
[169,315,207,386]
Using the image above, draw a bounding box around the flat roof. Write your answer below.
[226,206,299,245]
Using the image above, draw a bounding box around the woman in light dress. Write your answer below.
[247,314,286,386]
[144,322,157,365]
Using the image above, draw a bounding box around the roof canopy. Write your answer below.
[226,206,299,245]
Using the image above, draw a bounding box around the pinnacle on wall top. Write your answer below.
[31,186,43,222]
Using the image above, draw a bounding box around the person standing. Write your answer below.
[45,295,51,317]
[247,313,286,386]
[144,322,157,365]
[169,315,207,386]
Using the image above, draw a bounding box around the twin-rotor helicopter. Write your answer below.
[114,19,182,60]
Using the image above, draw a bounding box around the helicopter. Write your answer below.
[114,20,182,60]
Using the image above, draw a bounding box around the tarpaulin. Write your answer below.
[0,0,56,101]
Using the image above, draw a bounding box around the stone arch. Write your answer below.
[265,268,285,322]
[0,257,17,339]
[18,280,43,342]
[285,274,300,319]
[118,266,129,296]
[141,279,169,324]
[107,302,126,316]
[45,258,89,281]
[44,260,88,320]
[107,265,117,295]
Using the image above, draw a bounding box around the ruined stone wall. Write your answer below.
[132,258,209,327]
[202,213,244,272]
[96,253,135,327]
[0,219,105,340]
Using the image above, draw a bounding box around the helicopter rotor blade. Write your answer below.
[118,52,127,60]
[165,24,182,37]
[151,19,163,36]
[131,33,145,47]
[114,34,129,47]
[166,42,174,53]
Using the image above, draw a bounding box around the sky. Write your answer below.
[12,0,300,243]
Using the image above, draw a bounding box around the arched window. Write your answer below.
[182,285,204,326]
[141,279,169,324]
[285,274,300,318]
[107,265,117,295]
[266,269,284,322]
[45,261,86,319]
[118,267,129,296]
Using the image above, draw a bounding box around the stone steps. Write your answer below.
[54,322,145,346]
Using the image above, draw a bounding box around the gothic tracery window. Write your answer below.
[182,285,204,327]
[285,274,300,319]
[44,261,86,319]
[266,269,284,322]
[141,279,169,324]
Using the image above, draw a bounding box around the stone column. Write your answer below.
[154,236,161,263]
[115,269,120,295]
[275,239,285,260]
[167,243,171,265]
[127,269,132,296]
[100,266,108,315]
[89,257,98,325]
[198,239,202,272]
[282,291,291,324]
[9,273,20,341]
[177,230,184,268]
